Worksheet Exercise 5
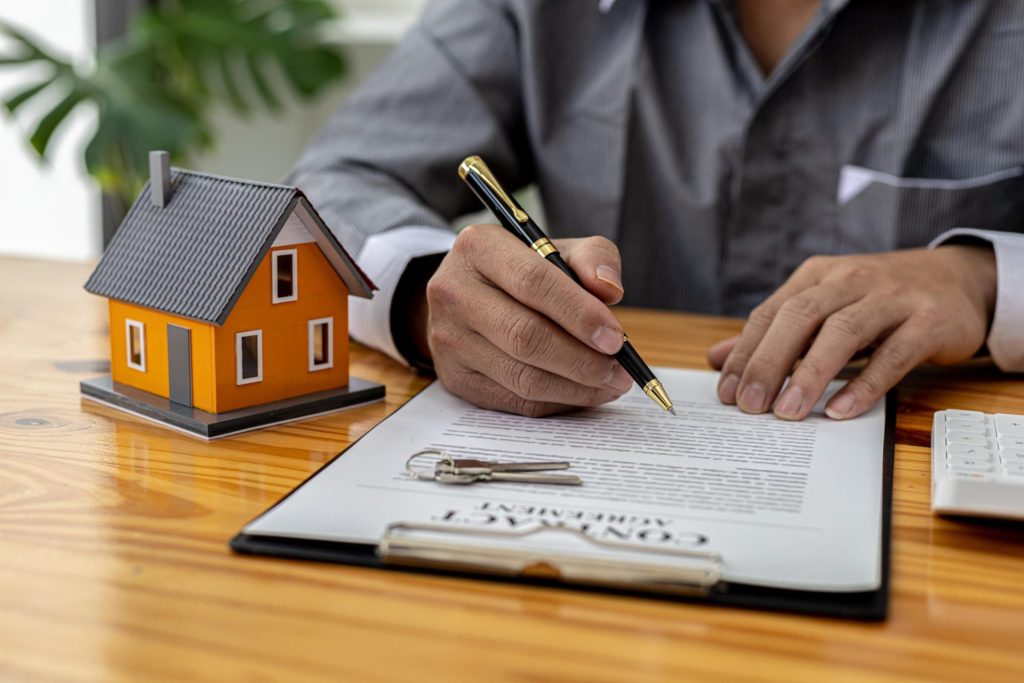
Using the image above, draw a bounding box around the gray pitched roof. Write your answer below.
[85,169,375,325]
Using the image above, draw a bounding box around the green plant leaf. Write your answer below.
[29,88,86,157]
[3,74,57,113]
[245,52,281,112]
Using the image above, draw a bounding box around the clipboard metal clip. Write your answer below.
[378,522,724,596]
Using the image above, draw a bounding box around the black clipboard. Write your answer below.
[231,390,895,621]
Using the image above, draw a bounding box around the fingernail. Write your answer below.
[826,393,856,420]
[738,382,767,413]
[595,265,624,294]
[718,373,739,404]
[592,324,624,355]
[605,364,633,392]
[775,385,804,419]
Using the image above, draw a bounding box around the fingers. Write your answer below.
[716,257,828,403]
[707,336,739,369]
[727,279,868,412]
[438,365,574,417]
[559,236,625,305]
[773,295,909,420]
[825,314,935,420]
[431,272,632,390]
[458,225,625,354]
[453,328,627,407]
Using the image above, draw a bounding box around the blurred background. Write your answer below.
[0,0,427,263]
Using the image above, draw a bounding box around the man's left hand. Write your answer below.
[708,245,997,420]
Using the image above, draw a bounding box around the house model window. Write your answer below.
[308,317,334,371]
[236,330,263,385]
[125,319,146,371]
[272,249,298,303]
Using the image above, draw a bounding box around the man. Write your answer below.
[290,0,1024,420]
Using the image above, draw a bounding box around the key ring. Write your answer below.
[405,449,453,481]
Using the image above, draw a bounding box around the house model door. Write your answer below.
[167,324,193,407]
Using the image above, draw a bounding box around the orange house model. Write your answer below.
[81,151,384,438]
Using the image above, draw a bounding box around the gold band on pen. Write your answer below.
[459,155,530,223]
[642,379,674,412]
[530,237,558,257]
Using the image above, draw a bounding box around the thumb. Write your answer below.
[557,236,624,305]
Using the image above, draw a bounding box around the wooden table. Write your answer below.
[1,256,1023,683]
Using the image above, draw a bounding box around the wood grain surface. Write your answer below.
[1,256,1023,683]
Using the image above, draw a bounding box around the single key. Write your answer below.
[1001,463,1024,476]
[994,414,1024,437]
[946,410,986,423]
[437,458,571,475]
[435,471,583,485]
[947,444,993,460]
[945,419,986,434]
[948,457,991,472]
[998,436,1024,450]
[946,431,990,447]
[999,449,1024,463]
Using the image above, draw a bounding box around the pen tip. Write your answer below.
[668,407,677,416]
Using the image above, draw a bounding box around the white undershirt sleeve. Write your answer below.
[930,228,1024,372]
[349,226,455,365]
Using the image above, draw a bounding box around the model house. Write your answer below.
[81,151,384,438]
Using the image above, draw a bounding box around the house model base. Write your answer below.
[81,375,385,440]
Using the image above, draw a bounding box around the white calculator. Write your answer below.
[931,410,1024,520]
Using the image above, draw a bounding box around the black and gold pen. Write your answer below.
[458,155,675,415]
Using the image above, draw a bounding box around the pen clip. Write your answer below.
[459,155,530,223]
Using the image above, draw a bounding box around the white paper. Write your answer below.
[245,368,886,592]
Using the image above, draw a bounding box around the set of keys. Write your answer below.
[405,449,582,486]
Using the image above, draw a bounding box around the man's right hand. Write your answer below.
[424,224,634,416]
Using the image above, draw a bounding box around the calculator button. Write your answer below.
[945,419,986,434]
[994,414,1024,436]
[948,471,993,482]
[997,435,1024,450]
[948,444,993,460]
[949,458,992,472]
[999,449,1024,463]
[946,431,990,447]
[1002,463,1024,476]
[946,410,986,423]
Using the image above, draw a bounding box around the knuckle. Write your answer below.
[779,294,823,322]
[852,371,886,400]
[506,256,548,299]
[823,311,865,341]
[506,362,547,400]
[747,303,777,330]
[427,323,461,353]
[912,302,943,327]
[837,264,871,282]
[798,254,830,275]
[567,352,604,385]
[504,312,547,360]
[583,235,620,259]
[794,355,830,384]
[425,272,455,308]
[511,397,554,418]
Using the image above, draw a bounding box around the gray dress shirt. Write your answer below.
[289,0,1024,369]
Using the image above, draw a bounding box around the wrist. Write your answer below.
[936,243,997,324]
[390,252,446,373]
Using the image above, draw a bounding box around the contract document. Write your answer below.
[239,368,889,594]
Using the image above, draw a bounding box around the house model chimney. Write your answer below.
[150,150,171,208]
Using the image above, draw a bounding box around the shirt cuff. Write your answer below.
[929,228,1024,372]
[349,226,456,365]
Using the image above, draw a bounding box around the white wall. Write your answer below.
[0,1,100,262]
[0,0,429,262]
